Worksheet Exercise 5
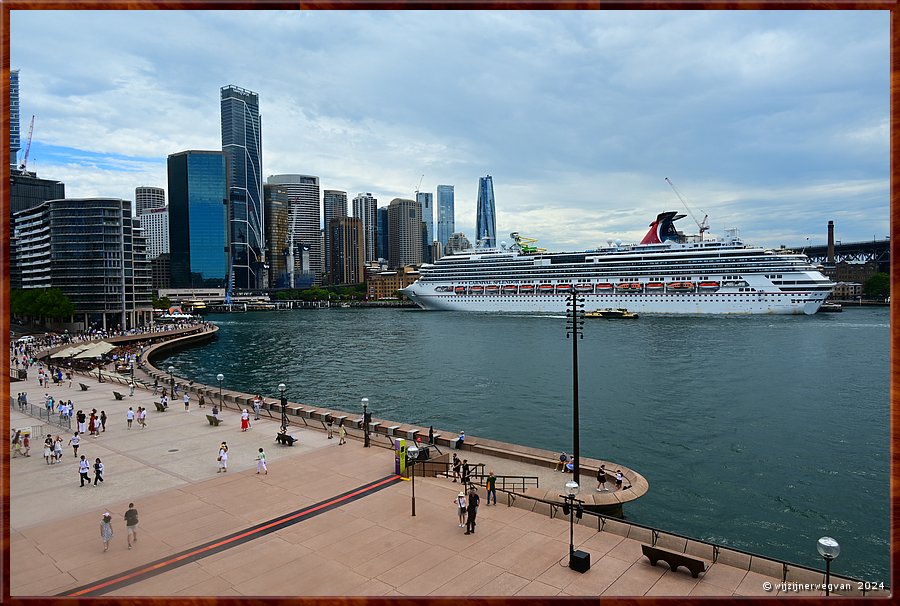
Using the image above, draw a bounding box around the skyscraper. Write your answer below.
[328,216,365,286]
[221,85,264,289]
[352,192,377,263]
[323,190,348,278]
[167,151,228,289]
[476,175,497,249]
[387,198,423,269]
[266,174,322,284]
[263,184,291,288]
[135,186,166,215]
[436,185,455,249]
[417,191,434,263]
[140,206,169,259]
[376,206,389,262]
[10,69,20,167]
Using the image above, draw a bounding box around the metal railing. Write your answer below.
[494,487,887,594]
[10,398,72,431]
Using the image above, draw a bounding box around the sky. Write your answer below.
[9,10,889,252]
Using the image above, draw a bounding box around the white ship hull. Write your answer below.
[403,287,826,315]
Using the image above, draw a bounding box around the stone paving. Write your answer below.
[8,370,871,597]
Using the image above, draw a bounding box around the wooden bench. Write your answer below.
[276,432,297,446]
[154,401,168,412]
[206,414,222,426]
[79,383,90,391]
[641,544,706,578]
[113,391,125,400]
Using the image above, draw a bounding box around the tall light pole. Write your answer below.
[561,480,589,572]
[407,442,419,516]
[566,293,584,484]
[361,397,370,448]
[278,382,287,433]
[817,537,841,596]
[216,373,224,409]
[168,365,175,397]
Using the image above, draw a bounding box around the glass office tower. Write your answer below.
[221,85,264,289]
[436,185,455,249]
[475,175,497,249]
[167,151,228,289]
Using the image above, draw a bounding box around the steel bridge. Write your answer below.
[796,239,890,272]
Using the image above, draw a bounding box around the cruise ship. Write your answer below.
[401,211,835,315]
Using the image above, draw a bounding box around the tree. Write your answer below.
[151,295,172,310]
[11,288,74,323]
[863,272,889,300]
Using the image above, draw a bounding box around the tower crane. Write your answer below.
[665,177,708,240]
[18,115,34,171]
[414,174,424,198]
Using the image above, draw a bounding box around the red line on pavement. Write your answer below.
[65,474,401,597]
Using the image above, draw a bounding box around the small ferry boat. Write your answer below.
[585,308,639,319]
[817,302,843,313]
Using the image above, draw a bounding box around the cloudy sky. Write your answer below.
[10,10,889,251]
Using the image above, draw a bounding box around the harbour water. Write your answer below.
[160,307,889,582]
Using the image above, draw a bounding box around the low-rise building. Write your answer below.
[368,266,420,300]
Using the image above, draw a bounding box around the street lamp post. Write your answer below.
[560,480,589,572]
[817,537,841,596]
[278,383,288,433]
[168,365,175,397]
[566,293,585,484]
[217,373,224,409]
[361,397,370,448]
[407,443,419,516]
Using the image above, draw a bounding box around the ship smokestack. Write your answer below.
[827,220,835,264]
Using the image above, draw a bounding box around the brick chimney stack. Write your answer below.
[827,220,835,264]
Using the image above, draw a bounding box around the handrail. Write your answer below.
[10,397,72,431]
[492,486,887,592]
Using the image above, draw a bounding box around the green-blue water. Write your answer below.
[160,307,890,582]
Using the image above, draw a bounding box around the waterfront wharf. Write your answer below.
[7,337,884,597]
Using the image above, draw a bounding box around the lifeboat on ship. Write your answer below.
[698,281,721,291]
[645,282,665,292]
[574,283,593,293]
[616,283,643,292]
[502,285,518,294]
[485,285,500,294]
[520,284,535,293]
[470,285,484,294]
[667,282,695,292]
[595,283,614,292]
[556,283,573,293]
[538,284,555,294]
[454,286,466,294]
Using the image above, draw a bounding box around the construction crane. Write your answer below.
[665,177,709,240]
[18,115,34,171]
[414,174,424,198]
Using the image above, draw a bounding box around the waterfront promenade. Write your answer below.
[9,369,876,597]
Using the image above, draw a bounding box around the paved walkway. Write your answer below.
[9,371,867,597]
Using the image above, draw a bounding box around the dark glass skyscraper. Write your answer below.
[436,185,455,250]
[10,69,20,167]
[221,85,264,289]
[476,175,497,249]
[376,206,389,262]
[167,151,228,289]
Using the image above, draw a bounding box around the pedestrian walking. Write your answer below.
[138,407,147,428]
[596,464,608,491]
[100,410,107,432]
[88,410,98,437]
[428,426,434,444]
[183,393,190,411]
[152,378,159,395]
[93,457,104,485]
[462,459,471,486]
[124,503,139,549]
[53,435,63,462]
[240,409,250,432]
[126,407,134,429]
[100,512,114,552]
[68,432,81,457]
[338,421,346,445]
[67,371,73,388]
[217,444,228,472]
[12,430,22,457]
[486,470,497,505]
[21,433,30,457]
[199,393,205,408]
[43,436,53,465]
[454,491,467,527]
[615,469,623,490]
[252,395,261,420]
[129,381,135,397]
[79,455,91,486]
[256,448,267,474]
[465,486,480,535]
[452,453,461,482]
[326,416,334,439]
[76,410,86,434]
